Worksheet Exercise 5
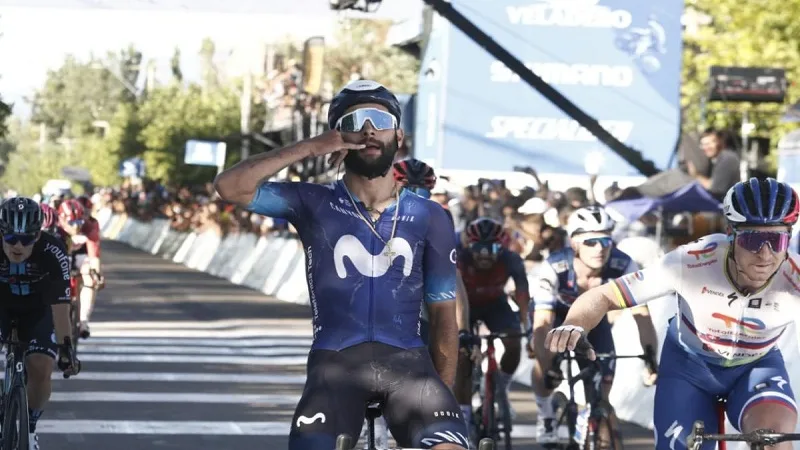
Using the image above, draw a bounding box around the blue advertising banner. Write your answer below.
[119,157,146,178]
[415,0,684,176]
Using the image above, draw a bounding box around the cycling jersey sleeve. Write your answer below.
[531,262,560,311]
[610,248,679,308]
[423,204,458,304]
[83,220,101,258]
[623,259,640,275]
[43,239,71,305]
[247,181,306,222]
[507,251,530,303]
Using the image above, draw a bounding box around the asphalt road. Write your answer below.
[36,240,654,450]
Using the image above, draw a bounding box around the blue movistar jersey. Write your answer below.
[248,180,458,351]
[532,247,638,311]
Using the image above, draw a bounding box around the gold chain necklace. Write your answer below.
[342,181,400,258]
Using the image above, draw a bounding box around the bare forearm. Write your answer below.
[533,321,553,369]
[562,283,620,330]
[51,304,71,344]
[430,314,459,387]
[213,141,314,205]
[455,272,469,331]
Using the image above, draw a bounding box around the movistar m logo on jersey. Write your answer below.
[333,235,413,279]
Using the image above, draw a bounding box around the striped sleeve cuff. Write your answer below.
[611,279,637,308]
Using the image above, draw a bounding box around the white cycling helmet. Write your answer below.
[566,206,615,237]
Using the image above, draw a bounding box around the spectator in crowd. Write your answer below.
[686,128,741,198]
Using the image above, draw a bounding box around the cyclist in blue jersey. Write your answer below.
[214,80,467,450]
[546,178,800,450]
[530,206,658,445]
[393,159,470,339]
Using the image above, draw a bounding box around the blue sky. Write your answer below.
[0,0,422,117]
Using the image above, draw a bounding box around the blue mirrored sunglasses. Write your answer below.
[581,237,613,248]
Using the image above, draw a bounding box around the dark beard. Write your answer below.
[343,139,398,179]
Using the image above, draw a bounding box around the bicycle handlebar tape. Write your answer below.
[574,334,594,356]
[478,437,496,450]
[335,434,353,450]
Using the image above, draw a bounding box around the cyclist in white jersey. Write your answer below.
[545,178,800,450]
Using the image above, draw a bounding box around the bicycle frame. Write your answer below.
[481,338,498,430]
[552,351,648,448]
[2,333,25,395]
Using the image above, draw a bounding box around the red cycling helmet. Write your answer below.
[58,199,85,223]
[76,195,93,216]
[40,203,57,231]
[465,217,507,244]
[393,159,437,190]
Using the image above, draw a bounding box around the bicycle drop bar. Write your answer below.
[688,421,800,449]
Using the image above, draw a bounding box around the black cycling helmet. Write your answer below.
[0,197,43,234]
[393,159,436,189]
[327,80,402,130]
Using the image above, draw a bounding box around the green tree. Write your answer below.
[136,84,241,185]
[0,124,80,195]
[29,47,141,139]
[325,19,420,93]
[199,38,219,90]
[0,95,10,139]
[0,20,11,139]
[681,0,800,166]
[170,47,183,83]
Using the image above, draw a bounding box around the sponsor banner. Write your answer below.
[415,0,684,175]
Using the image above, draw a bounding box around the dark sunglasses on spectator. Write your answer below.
[470,241,502,256]
[735,230,790,253]
[407,186,431,199]
[335,108,397,133]
[580,236,613,248]
[66,218,84,227]
[3,233,38,246]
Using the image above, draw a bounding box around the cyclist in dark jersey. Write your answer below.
[214,80,467,450]
[0,198,80,449]
[455,217,530,424]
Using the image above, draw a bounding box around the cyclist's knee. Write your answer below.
[501,335,520,353]
[740,401,797,434]
[26,353,54,382]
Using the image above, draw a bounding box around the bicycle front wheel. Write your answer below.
[587,413,618,450]
[2,384,29,450]
[493,381,512,450]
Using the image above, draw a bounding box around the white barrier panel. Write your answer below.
[100,209,800,445]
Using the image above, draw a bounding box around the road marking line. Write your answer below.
[49,392,301,404]
[82,337,314,347]
[92,319,311,330]
[78,345,310,356]
[36,420,538,437]
[49,372,306,384]
[76,354,308,365]
[37,420,289,435]
[90,329,312,338]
